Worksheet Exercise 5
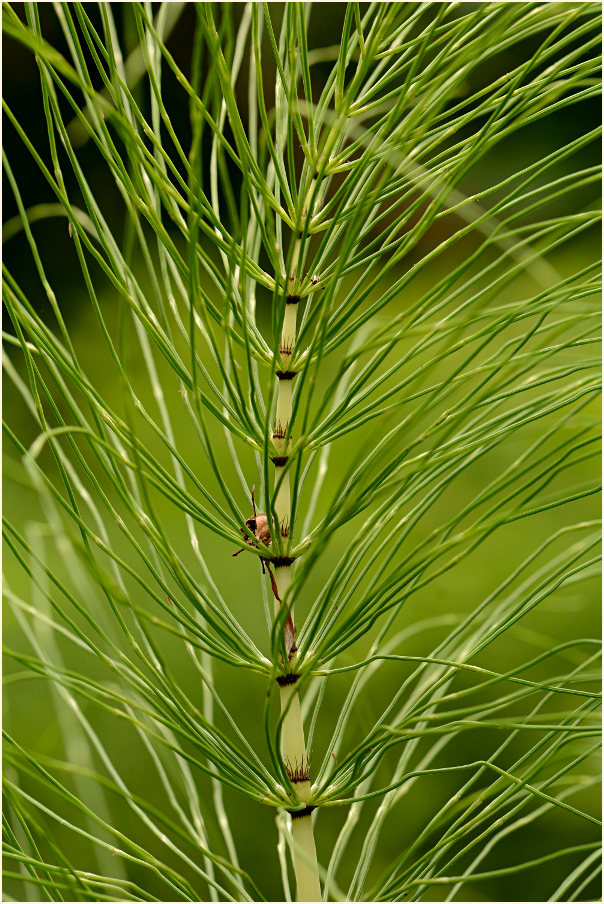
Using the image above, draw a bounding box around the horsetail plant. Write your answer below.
[2,3,601,902]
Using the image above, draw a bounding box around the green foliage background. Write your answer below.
[3,3,601,902]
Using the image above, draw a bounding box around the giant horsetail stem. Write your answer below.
[271,185,321,902]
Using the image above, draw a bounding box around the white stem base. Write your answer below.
[292,811,321,902]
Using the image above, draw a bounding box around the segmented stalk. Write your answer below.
[272,228,321,901]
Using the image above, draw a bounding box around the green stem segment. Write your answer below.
[273,291,321,902]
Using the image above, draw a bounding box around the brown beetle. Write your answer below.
[232,485,271,561]
[233,485,282,596]
[233,486,296,656]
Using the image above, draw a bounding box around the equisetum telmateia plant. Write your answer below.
[3,3,601,902]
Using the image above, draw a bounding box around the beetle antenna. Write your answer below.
[251,484,257,517]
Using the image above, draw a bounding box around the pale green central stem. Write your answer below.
[272,288,321,902]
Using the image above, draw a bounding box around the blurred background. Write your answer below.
[3,3,601,901]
